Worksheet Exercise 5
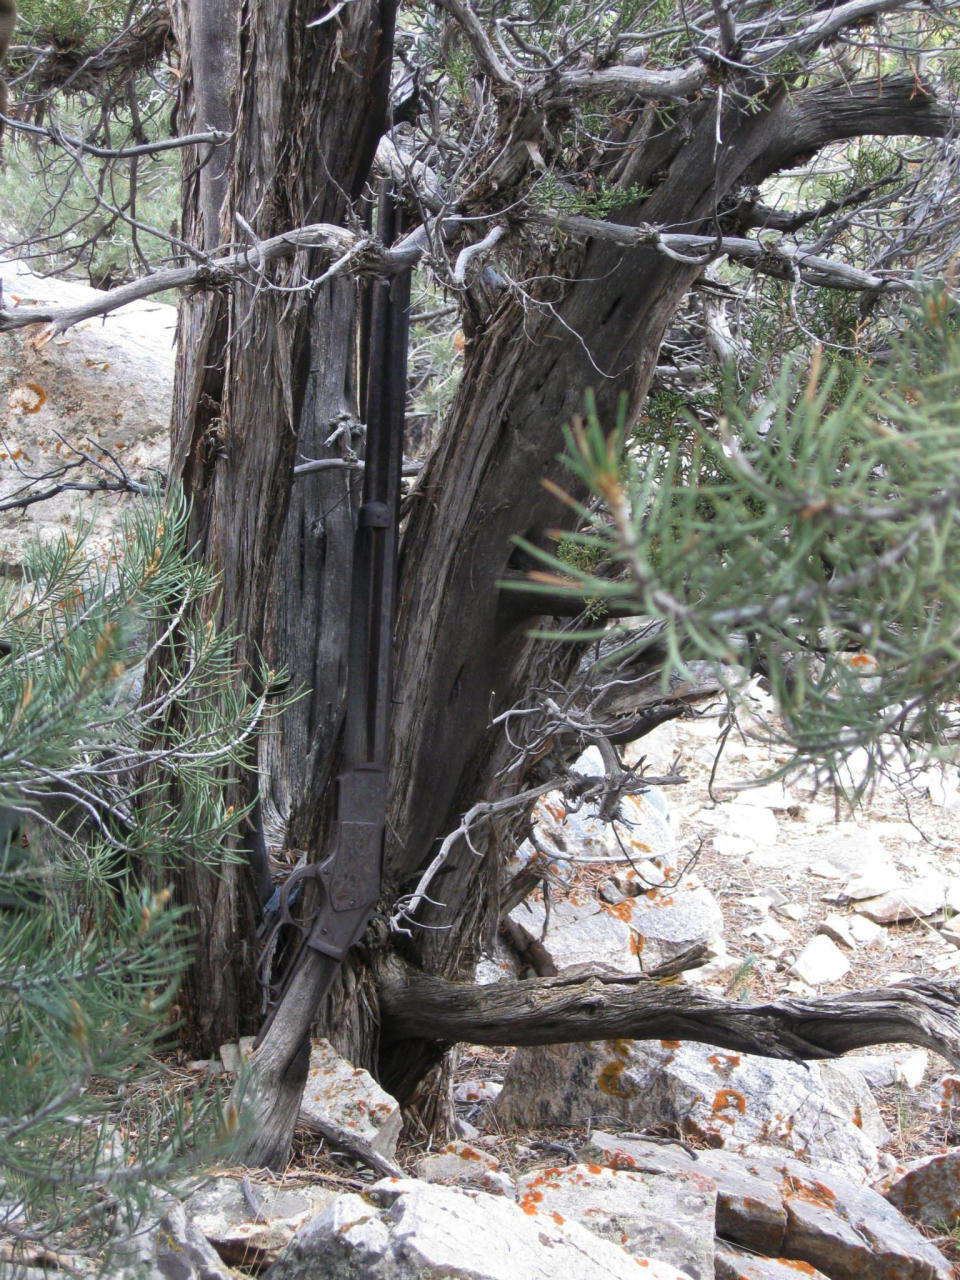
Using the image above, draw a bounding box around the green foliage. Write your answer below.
[533,172,649,219]
[0,489,267,1261]
[16,0,138,49]
[524,291,960,794]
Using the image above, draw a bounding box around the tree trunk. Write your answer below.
[378,73,949,1100]
[167,0,396,1055]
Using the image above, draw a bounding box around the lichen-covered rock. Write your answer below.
[108,1201,239,1280]
[415,1140,515,1196]
[182,1176,335,1270]
[493,1040,884,1179]
[714,1242,831,1279]
[515,1161,716,1280]
[584,1133,951,1280]
[299,1038,402,1157]
[883,1149,960,1229]
[267,1180,692,1280]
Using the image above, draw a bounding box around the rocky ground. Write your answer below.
[127,694,960,1280]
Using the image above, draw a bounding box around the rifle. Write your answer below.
[234,190,410,1167]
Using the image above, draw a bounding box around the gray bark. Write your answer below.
[380,967,960,1067]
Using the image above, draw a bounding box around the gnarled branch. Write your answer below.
[380,966,960,1066]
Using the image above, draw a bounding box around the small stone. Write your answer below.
[847,914,885,945]
[931,951,960,973]
[939,921,960,948]
[416,1141,515,1197]
[817,914,856,949]
[744,919,792,946]
[788,935,850,986]
[828,867,903,903]
[598,877,627,905]
[453,1080,502,1104]
[772,902,806,922]
[219,1036,256,1074]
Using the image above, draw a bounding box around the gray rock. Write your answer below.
[782,1162,952,1280]
[108,1201,238,1280]
[884,1149,960,1229]
[507,896,639,971]
[714,1242,831,1279]
[585,1133,952,1280]
[219,1037,256,1074]
[492,1041,883,1180]
[520,781,676,872]
[788,935,850,985]
[826,866,903,903]
[515,1161,716,1279]
[182,1176,335,1269]
[831,1049,927,1091]
[858,880,949,924]
[588,1132,787,1255]
[415,1141,515,1196]
[629,882,725,966]
[816,913,856,949]
[268,1180,692,1279]
[847,913,885,945]
[299,1038,402,1158]
[452,1080,502,1104]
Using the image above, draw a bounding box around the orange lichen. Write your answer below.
[707,1053,741,1074]
[852,1105,863,1129]
[597,1061,626,1095]
[660,1039,682,1049]
[550,1212,565,1226]
[781,1175,837,1209]
[605,900,635,921]
[712,1089,747,1117]
[630,932,645,955]
[519,1188,543,1215]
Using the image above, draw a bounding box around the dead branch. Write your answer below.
[379,966,960,1066]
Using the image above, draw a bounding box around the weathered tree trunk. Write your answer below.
[378,73,950,1098]
[168,0,396,1055]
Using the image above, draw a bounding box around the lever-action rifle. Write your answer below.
[233,190,410,1167]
